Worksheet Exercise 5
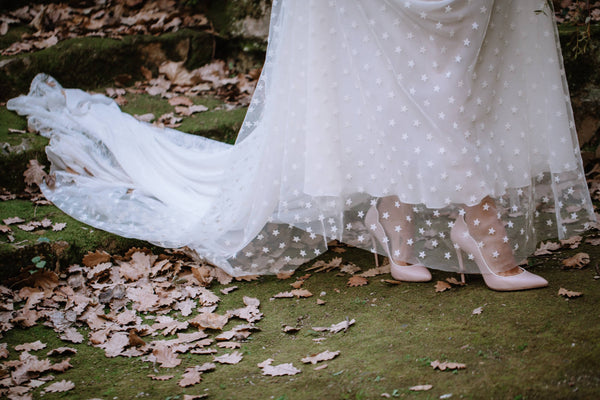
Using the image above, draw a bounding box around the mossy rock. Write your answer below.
[0,200,153,281]
[0,28,215,103]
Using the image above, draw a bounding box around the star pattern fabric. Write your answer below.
[7,0,596,276]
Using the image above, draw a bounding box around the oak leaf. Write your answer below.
[3,217,24,225]
[347,276,368,287]
[220,286,238,295]
[435,281,452,292]
[534,241,561,255]
[562,253,590,269]
[15,341,46,352]
[291,289,313,298]
[178,368,202,387]
[44,380,74,393]
[153,344,181,368]
[301,350,340,364]
[101,332,129,358]
[558,287,583,298]
[213,350,243,364]
[189,313,228,330]
[82,250,111,267]
[46,347,77,356]
[409,385,433,391]
[430,360,466,371]
[50,358,73,372]
[59,328,84,344]
[259,359,301,376]
[560,235,582,249]
[23,159,47,186]
[148,374,173,381]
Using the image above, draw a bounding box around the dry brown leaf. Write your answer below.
[259,360,301,376]
[291,289,313,298]
[282,325,300,333]
[558,287,583,298]
[276,271,294,280]
[347,276,368,287]
[82,250,111,267]
[128,330,146,347]
[189,313,228,330]
[562,253,590,269]
[409,385,433,391]
[220,286,238,295]
[59,328,84,344]
[381,279,402,285]
[23,159,47,186]
[301,350,340,364]
[3,217,24,225]
[213,350,243,365]
[534,241,561,255]
[313,319,356,334]
[272,291,294,299]
[316,299,326,305]
[340,263,360,274]
[178,368,202,387]
[358,264,391,277]
[472,307,483,315]
[100,332,129,358]
[51,222,67,231]
[15,341,46,352]
[50,358,73,372]
[46,347,77,356]
[176,299,196,317]
[585,237,600,245]
[0,343,8,359]
[148,374,174,381]
[430,360,466,371]
[560,235,582,249]
[290,280,304,289]
[44,380,74,393]
[435,281,452,292]
[217,342,241,349]
[168,96,194,107]
[153,344,182,368]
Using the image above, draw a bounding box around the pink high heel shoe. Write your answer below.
[365,205,432,282]
[450,215,548,291]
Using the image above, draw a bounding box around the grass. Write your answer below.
[2,248,600,399]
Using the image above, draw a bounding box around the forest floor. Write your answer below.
[1,3,600,400]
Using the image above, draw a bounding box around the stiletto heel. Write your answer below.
[455,248,466,284]
[450,215,547,291]
[365,204,431,282]
[371,238,380,267]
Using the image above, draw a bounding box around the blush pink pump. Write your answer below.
[365,205,432,282]
[451,215,548,291]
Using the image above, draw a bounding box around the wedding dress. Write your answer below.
[8,0,596,277]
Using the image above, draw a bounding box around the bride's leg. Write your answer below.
[464,196,524,277]
[376,196,417,266]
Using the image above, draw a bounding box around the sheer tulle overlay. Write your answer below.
[7,0,596,276]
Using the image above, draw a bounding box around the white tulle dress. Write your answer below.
[7,0,596,276]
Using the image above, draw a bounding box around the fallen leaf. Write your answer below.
[316,299,326,305]
[435,281,452,292]
[409,385,433,391]
[3,217,25,225]
[44,380,74,393]
[46,347,77,356]
[220,286,238,295]
[153,344,182,368]
[381,279,402,285]
[23,159,47,186]
[430,360,466,371]
[168,96,193,107]
[301,350,340,364]
[562,253,590,269]
[51,222,66,231]
[282,325,300,333]
[276,271,294,280]
[82,250,111,267]
[189,313,229,330]
[50,358,73,372]
[534,241,561,255]
[59,328,84,344]
[15,341,46,352]
[558,287,583,298]
[178,368,202,387]
[291,289,313,298]
[313,319,356,334]
[347,276,368,287]
[213,350,243,365]
[359,264,391,277]
[148,374,174,381]
[472,307,483,315]
[258,359,301,376]
[445,277,465,286]
[560,235,582,249]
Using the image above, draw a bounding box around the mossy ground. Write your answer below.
[2,247,600,399]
